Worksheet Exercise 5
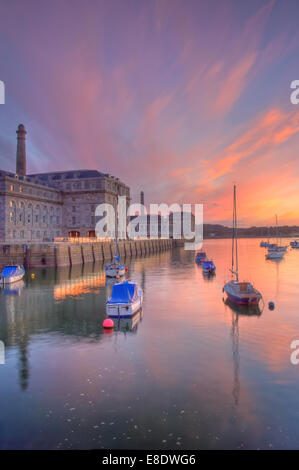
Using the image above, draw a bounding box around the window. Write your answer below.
[27,204,33,225]
[72,206,76,212]
[35,205,41,223]
[50,207,54,224]
[72,216,76,225]
[10,184,14,191]
[9,201,16,224]
[19,203,25,223]
[19,185,23,193]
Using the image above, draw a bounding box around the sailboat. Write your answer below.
[265,215,287,260]
[223,185,262,305]
[105,207,126,278]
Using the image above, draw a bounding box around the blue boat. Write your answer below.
[106,281,143,318]
[202,260,216,273]
[195,251,206,263]
[0,265,25,285]
[290,240,299,249]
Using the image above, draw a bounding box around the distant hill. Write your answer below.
[203,224,299,239]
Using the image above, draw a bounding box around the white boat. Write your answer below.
[105,259,126,278]
[223,185,262,305]
[268,244,287,252]
[265,216,286,259]
[0,265,25,285]
[106,281,143,318]
[266,249,284,259]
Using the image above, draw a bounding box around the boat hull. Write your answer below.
[105,266,126,278]
[1,272,25,285]
[106,297,143,318]
[223,281,261,305]
[266,251,284,259]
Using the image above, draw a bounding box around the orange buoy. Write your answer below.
[103,318,114,329]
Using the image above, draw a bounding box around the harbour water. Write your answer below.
[0,238,299,449]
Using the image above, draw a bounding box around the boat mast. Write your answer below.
[231,184,239,281]
[114,200,119,258]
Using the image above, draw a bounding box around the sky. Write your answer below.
[0,0,299,226]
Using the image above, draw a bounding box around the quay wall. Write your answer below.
[0,238,174,269]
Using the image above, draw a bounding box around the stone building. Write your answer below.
[0,124,130,242]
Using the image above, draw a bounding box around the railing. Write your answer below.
[54,236,166,243]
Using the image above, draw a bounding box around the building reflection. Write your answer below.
[0,262,132,391]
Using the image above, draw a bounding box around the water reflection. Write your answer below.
[113,310,143,334]
[0,240,299,449]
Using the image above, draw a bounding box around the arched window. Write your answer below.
[9,200,16,224]
[35,205,41,224]
[27,204,33,225]
[49,206,55,225]
[43,206,48,224]
[19,202,25,223]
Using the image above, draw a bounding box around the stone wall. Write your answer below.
[0,238,174,269]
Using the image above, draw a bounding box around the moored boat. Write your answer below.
[290,240,299,249]
[195,251,206,263]
[105,257,126,278]
[223,185,262,305]
[202,259,216,273]
[106,280,143,318]
[266,249,284,260]
[260,241,269,247]
[0,265,25,285]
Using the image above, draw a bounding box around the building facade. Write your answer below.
[0,125,130,242]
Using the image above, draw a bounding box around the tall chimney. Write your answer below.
[16,124,26,176]
[140,191,144,207]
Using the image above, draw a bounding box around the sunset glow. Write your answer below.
[0,0,298,225]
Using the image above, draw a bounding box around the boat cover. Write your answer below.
[108,282,138,304]
[1,265,23,277]
[202,261,215,269]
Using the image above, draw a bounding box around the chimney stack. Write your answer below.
[140,191,144,207]
[16,124,26,176]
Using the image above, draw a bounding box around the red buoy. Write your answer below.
[103,318,114,329]
[125,266,128,272]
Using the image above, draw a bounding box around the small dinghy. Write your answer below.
[106,281,143,318]
[195,251,206,263]
[223,185,262,306]
[202,259,216,273]
[0,265,25,285]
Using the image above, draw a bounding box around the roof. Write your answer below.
[28,170,105,180]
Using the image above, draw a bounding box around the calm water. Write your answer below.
[0,239,299,450]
